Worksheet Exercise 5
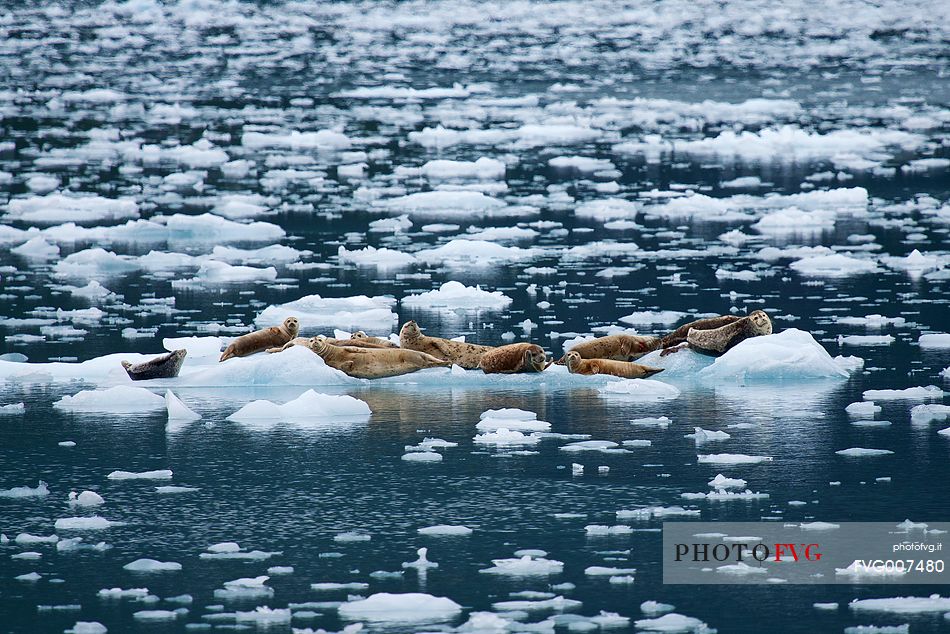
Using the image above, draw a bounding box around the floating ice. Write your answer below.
[107,469,172,480]
[402,451,442,462]
[790,254,880,277]
[339,245,416,268]
[5,192,138,224]
[708,475,747,490]
[68,490,104,507]
[599,380,681,401]
[634,612,711,632]
[848,594,950,613]
[697,454,773,465]
[65,622,107,634]
[0,481,49,498]
[698,329,852,381]
[919,333,950,348]
[846,401,881,417]
[585,525,633,536]
[910,404,950,424]
[255,294,396,332]
[420,157,505,180]
[338,593,461,622]
[473,427,543,447]
[0,403,26,415]
[862,386,944,401]
[54,386,165,413]
[165,390,200,422]
[685,428,731,442]
[415,239,544,265]
[227,390,371,424]
[835,448,894,457]
[418,525,472,536]
[402,281,512,310]
[243,129,351,151]
[480,555,564,576]
[123,558,181,572]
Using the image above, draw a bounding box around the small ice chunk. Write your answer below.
[123,558,182,572]
[165,390,200,422]
[54,386,165,413]
[479,555,564,576]
[0,481,49,498]
[835,448,894,457]
[108,469,172,480]
[697,454,773,465]
[418,525,472,536]
[68,490,104,507]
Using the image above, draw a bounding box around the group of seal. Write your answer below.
[120,310,774,382]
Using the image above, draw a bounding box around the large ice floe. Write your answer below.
[226,390,371,428]
[337,593,462,622]
[633,328,856,384]
[254,294,397,333]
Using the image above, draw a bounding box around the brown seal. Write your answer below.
[686,310,772,356]
[399,320,494,370]
[308,336,450,379]
[122,349,187,380]
[563,350,663,379]
[219,317,299,361]
[659,314,743,352]
[478,343,549,374]
[556,334,660,364]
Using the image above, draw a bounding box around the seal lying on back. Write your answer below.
[685,310,772,356]
[556,334,660,364]
[267,331,395,354]
[350,331,398,348]
[659,315,743,351]
[399,320,494,370]
[563,350,663,379]
[220,317,299,361]
[308,336,450,379]
[478,343,549,374]
[122,349,187,381]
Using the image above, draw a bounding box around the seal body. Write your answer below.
[220,317,299,361]
[557,334,660,364]
[399,320,494,370]
[122,349,187,380]
[268,333,394,354]
[659,315,742,350]
[478,343,548,374]
[686,310,772,356]
[563,350,663,379]
[308,337,450,379]
[350,331,398,348]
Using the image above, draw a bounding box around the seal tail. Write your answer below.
[219,346,235,362]
[640,366,664,378]
[553,356,566,365]
[121,360,132,370]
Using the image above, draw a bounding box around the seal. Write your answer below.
[350,331,398,348]
[563,350,663,379]
[556,334,660,364]
[122,349,187,380]
[478,343,549,374]
[267,332,395,354]
[220,317,299,361]
[685,309,772,356]
[308,336,451,379]
[399,320,494,370]
[659,315,743,351]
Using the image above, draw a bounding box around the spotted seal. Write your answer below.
[478,343,549,374]
[308,336,450,379]
[563,350,664,379]
[399,320,494,370]
[122,349,187,380]
[556,334,660,364]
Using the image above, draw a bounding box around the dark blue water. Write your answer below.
[1,1,949,632]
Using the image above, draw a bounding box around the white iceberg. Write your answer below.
[54,386,165,413]
[402,281,512,310]
[338,592,461,622]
